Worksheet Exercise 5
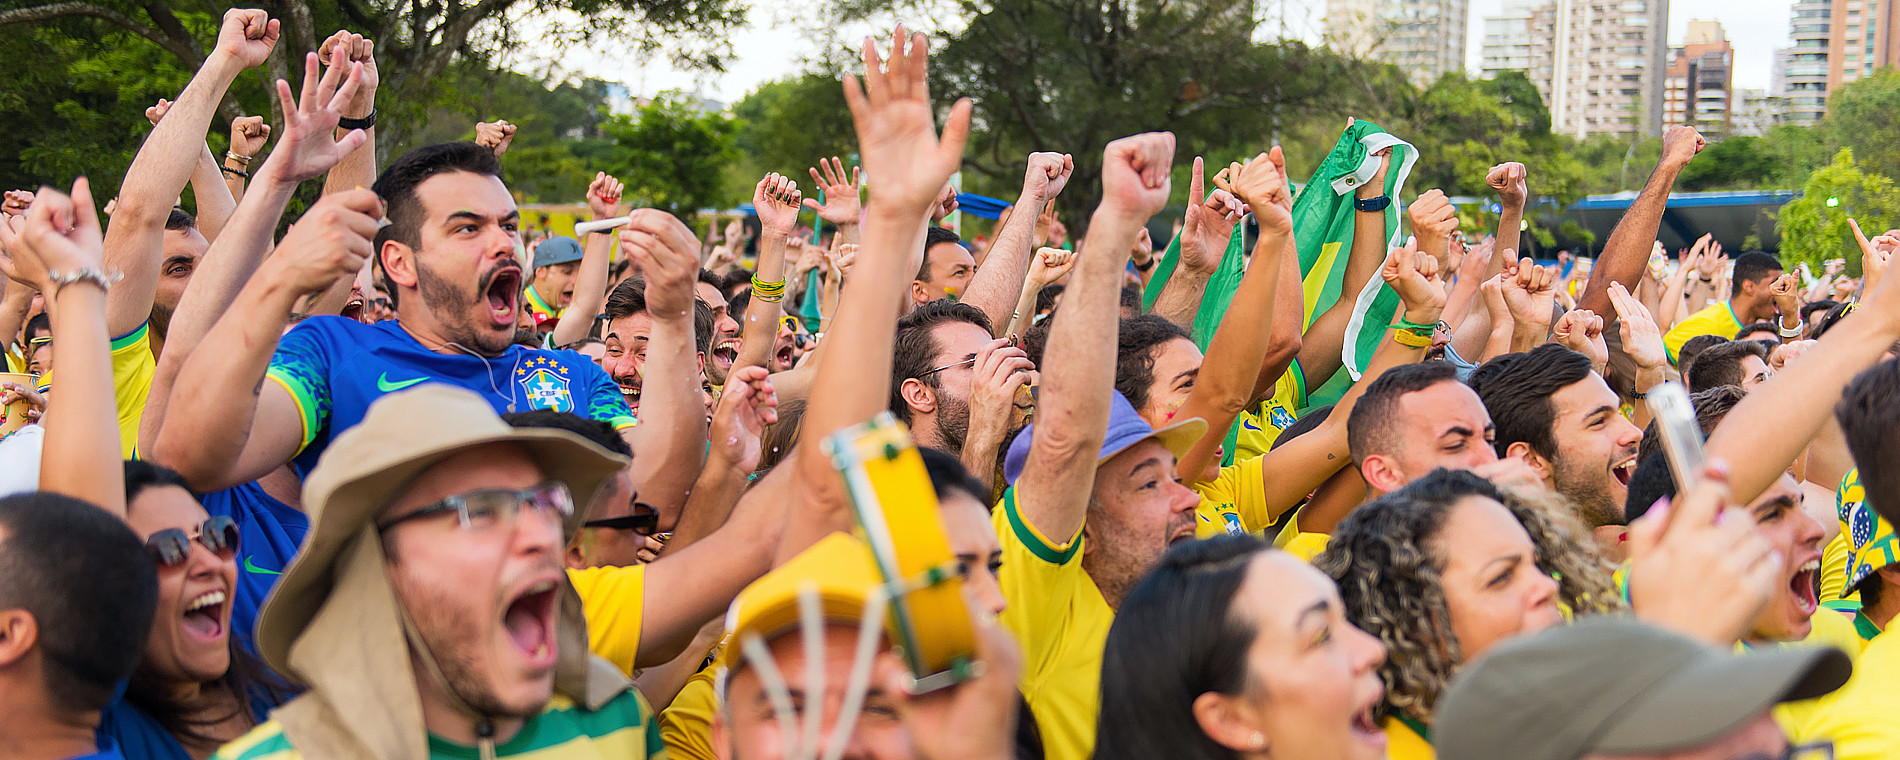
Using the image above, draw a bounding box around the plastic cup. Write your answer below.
[0,372,34,438]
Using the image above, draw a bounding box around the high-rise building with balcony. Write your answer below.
[1326,0,1470,87]
[1476,0,1669,138]
[1664,20,1734,137]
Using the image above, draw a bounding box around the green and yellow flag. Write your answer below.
[1297,120,1417,406]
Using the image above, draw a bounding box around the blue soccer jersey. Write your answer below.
[265,317,634,475]
[200,480,308,656]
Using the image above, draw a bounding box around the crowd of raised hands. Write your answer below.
[8,10,1900,760]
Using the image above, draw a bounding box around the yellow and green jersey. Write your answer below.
[994,487,1114,760]
[213,692,668,760]
[1232,363,1308,463]
[1662,302,1744,366]
[1194,455,1290,538]
[38,322,156,459]
[524,283,564,326]
[1382,715,1435,760]
[568,564,646,678]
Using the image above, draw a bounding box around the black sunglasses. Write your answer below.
[145,516,239,568]
[582,498,659,536]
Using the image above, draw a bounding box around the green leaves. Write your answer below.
[1779,148,1900,276]
[601,94,740,218]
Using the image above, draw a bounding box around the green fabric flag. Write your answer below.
[1140,227,1247,348]
[1294,121,1418,407]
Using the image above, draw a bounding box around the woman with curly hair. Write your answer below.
[1312,468,1621,760]
[1096,535,1390,760]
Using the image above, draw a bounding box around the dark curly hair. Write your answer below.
[1312,469,1619,727]
[1115,315,1192,413]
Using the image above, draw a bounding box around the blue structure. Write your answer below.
[1557,190,1799,254]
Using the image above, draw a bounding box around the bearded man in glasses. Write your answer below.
[220,384,666,760]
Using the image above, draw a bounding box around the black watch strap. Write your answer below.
[338,109,376,130]
[1354,195,1392,212]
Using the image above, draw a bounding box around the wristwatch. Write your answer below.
[1354,195,1391,212]
[338,109,377,130]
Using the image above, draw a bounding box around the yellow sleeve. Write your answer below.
[111,324,155,459]
[1281,532,1332,562]
[658,668,721,760]
[1193,457,1281,538]
[1773,610,1868,740]
[569,564,647,676]
[993,487,1085,686]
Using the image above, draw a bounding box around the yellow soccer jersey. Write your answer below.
[994,487,1114,760]
[568,564,646,677]
[39,323,158,459]
[1662,302,1744,366]
[1194,456,1288,538]
[1803,625,1900,759]
[1233,363,1307,463]
[1382,715,1435,760]
[1759,609,1865,742]
[658,666,719,760]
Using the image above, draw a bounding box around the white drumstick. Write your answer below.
[574,215,631,237]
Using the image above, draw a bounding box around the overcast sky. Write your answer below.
[519,0,1792,105]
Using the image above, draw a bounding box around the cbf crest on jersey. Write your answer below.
[516,356,575,413]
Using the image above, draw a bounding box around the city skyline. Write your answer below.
[520,0,1798,105]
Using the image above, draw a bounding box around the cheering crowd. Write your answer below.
[6,9,1900,760]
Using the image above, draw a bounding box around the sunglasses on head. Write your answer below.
[582,498,659,536]
[146,516,239,568]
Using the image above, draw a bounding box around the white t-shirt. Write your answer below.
[0,424,44,496]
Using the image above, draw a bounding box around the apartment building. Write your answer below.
[1327,0,1470,86]
[1478,0,1670,138]
[1663,20,1734,136]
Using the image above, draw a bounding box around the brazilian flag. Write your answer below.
[1297,120,1417,407]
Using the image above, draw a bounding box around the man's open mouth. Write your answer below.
[1790,558,1820,616]
[502,578,559,668]
[713,339,739,368]
[182,589,227,643]
[1612,456,1636,487]
[485,268,523,328]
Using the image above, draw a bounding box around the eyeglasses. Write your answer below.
[146,516,239,568]
[915,356,977,379]
[377,482,574,532]
[582,498,660,536]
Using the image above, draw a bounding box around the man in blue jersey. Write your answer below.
[154,142,706,520]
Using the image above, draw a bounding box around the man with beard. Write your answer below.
[214,385,665,760]
[155,143,680,502]
[889,300,1033,488]
[694,270,742,390]
[1470,343,1642,548]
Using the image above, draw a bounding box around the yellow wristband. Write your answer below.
[1390,329,1432,348]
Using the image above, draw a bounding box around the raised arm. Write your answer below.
[615,210,709,519]
[2,182,123,514]
[144,99,238,246]
[1015,132,1174,542]
[549,173,623,348]
[732,173,801,373]
[1150,157,1241,330]
[961,152,1073,334]
[141,53,368,452]
[150,189,380,491]
[301,31,382,318]
[1577,127,1704,316]
[1704,264,1900,504]
[106,9,276,339]
[630,364,784,665]
[1176,148,1293,484]
[223,116,271,204]
[803,156,865,249]
[1295,152,1395,387]
[780,26,974,562]
[1266,240,1448,531]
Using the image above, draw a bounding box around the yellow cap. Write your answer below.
[720,533,883,673]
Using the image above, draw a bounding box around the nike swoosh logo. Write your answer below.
[377,373,429,392]
[242,555,280,576]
